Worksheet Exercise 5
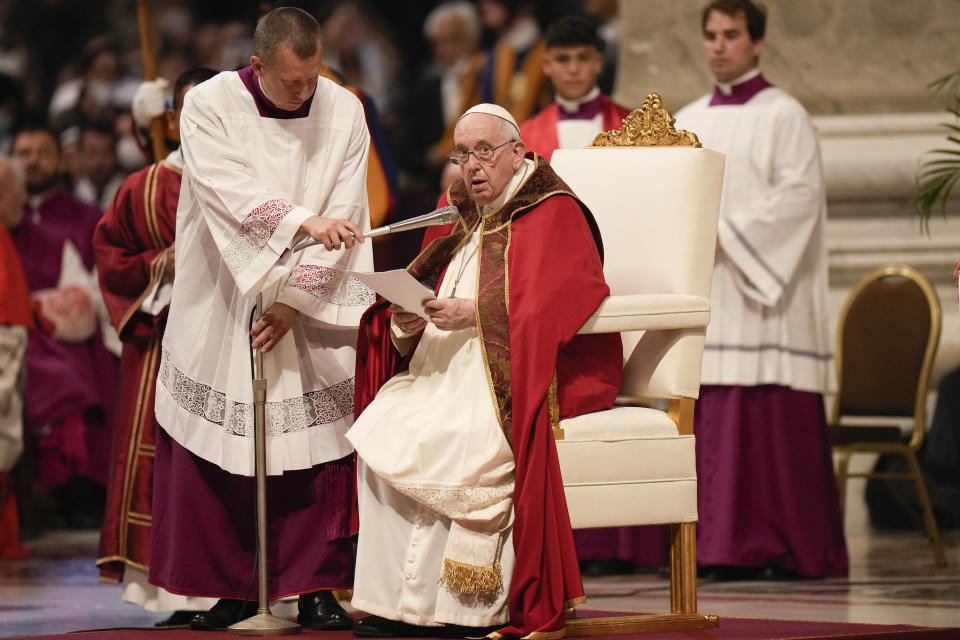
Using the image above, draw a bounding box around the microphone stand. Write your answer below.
[228,206,458,636]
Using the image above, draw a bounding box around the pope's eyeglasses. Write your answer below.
[447,140,516,166]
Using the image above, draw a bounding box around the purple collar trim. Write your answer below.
[709,73,772,106]
[557,93,604,121]
[238,66,313,119]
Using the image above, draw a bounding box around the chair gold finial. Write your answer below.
[589,92,701,149]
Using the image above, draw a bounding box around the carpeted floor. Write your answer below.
[8,612,960,640]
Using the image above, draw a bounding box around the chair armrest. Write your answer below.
[577,294,710,334]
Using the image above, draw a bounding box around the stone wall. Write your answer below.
[615,0,960,392]
[616,0,960,116]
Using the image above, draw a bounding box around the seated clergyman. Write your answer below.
[346,104,623,639]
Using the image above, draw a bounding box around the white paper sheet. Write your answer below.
[350,269,437,320]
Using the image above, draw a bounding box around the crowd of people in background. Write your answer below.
[0,0,621,554]
[0,0,620,226]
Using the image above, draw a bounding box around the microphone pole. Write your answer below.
[229,205,459,636]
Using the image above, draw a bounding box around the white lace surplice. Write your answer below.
[155,72,376,476]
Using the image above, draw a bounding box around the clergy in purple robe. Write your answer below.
[673,0,847,578]
[9,123,119,529]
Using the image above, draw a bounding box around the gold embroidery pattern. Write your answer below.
[406,155,601,451]
[394,483,514,520]
[439,559,503,597]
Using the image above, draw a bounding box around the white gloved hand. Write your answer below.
[131,77,169,129]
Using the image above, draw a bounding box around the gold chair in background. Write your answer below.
[830,264,947,567]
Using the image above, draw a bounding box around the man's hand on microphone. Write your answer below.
[251,302,298,353]
[299,216,364,251]
[425,298,476,331]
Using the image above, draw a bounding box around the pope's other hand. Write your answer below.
[425,297,476,331]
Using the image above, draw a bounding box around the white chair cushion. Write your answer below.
[577,294,710,334]
[564,481,698,528]
[557,406,698,528]
[558,405,678,440]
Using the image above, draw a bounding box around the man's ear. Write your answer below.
[542,51,554,77]
[513,140,527,168]
[251,55,263,76]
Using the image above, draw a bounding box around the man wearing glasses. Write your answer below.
[346,104,622,639]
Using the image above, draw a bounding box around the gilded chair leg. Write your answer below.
[904,452,948,567]
[680,522,697,614]
[669,522,697,614]
[669,524,681,614]
[834,449,851,516]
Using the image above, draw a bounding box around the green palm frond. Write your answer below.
[915,70,960,234]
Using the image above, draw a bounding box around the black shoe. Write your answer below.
[154,610,198,627]
[298,591,354,631]
[189,599,257,631]
[353,615,432,637]
[438,624,502,638]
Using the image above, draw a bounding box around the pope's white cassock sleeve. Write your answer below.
[676,88,834,394]
[155,72,376,476]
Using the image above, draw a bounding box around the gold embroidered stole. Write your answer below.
[406,156,587,447]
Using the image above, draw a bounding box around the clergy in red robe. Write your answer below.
[519,16,631,162]
[349,104,622,639]
[93,69,218,615]
[9,124,119,528]
[0,155,33,560]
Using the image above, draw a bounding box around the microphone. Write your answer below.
[291,205,460,253]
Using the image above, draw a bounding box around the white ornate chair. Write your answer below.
[549,94,724,634]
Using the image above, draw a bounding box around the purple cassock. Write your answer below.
[694,72,847,578]
[148,66,355,600]
[10,188,118,489]
[695,386,848,577]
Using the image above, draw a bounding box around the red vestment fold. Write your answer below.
[0,227,32,559]
[0,228,34,329]
[93,160,180,582]
[355,155,622,638]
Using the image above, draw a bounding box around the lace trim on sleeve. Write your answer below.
[289,264,376,307]
[223,199,295,274]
